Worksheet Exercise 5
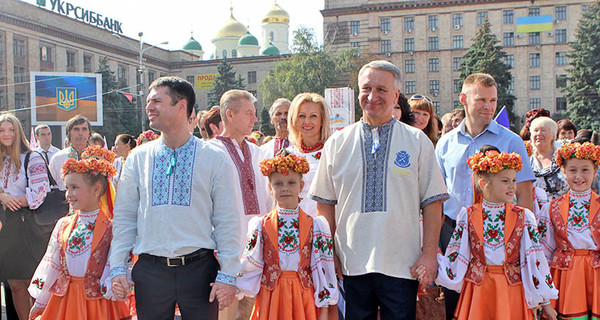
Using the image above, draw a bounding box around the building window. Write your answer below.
[529,32,540,45]
[453,13,463,27]
[15,93,27,107]
[530,98,541,109]
[429,80,440,95]
[555,29,567,43]
[556,74,567,88]
[350,21,360,35]
[13,39,24,57]
[433,101,440,114]
[186,75,195,85]
[529,53,541,67]
[222,50,227,59]
[0,89,3,109]
[454,79,461,93]
[40,45,52,62]
[503,32,514,46]
[529,76,541,90]
[404,38,414,52]
[508,77,515,91]
[381,18,391,33]
[529,8,540,16]
[351,41,361,55]
[556,52,567,65]
[148,71,156,84]
[429,58,439,72]
[67,51,76,69]
[405,59,415,73]
[232,49,237,58]
[117,65,127,84]
[556,97,567,111]
[453,35,463,49]
[428,15,438,30]
[381,40,391,53]
[503,10,514,24]
[405,81,416,95]
[477,11,488,26]
[269,31,274,41]
[13,66,25,83]
[83,55,92,73]
[404,17,415,32]
[429,37,439,50]
[555,6,567,20]
[505,54,514,68]
[453,57,462,71]
[248,71,257,84]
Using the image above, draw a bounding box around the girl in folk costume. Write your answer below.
[434,145,558,320]
[28,146,129,320]
[538,142,600,320]
[237,151,338,320]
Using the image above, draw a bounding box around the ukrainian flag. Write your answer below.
[516,15,553,33]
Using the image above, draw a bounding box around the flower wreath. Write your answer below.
[467,150,523,174]
[259,154,310,176]
[555,142,600,167]
[81,145,115,163]
[136,130,160,145]
[524,141,533,158]
[62,146,117,179]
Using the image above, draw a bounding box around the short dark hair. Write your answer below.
[396,93,414,125]
[65,115,91,145]
[556,119,577,138]
[34,124,50,136]
[116,134,137,149]
[148,76,196,118]
[203,108,222,139]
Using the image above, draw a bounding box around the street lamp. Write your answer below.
[112,32,168,131]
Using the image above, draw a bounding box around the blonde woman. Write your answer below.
[409,94,439,145]
[0,114,50,320]
[285,92,331,217]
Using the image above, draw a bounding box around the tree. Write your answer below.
[207,59,245,106]
[93,56,139,147]
[259,107,275,136]
[458,18,517,130]
[564,2,600,131]
[259,27,367,114]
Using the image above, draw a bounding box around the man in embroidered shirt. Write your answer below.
[208,89,273,320]
[34,124,60,163]
[110,77,241,319]
[260,98,291,159]
[435,73,535,319]
[49,115,90,190]
[309,60,449,319]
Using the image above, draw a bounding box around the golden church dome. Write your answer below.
[216,9,248,39]
[262,3,289,24]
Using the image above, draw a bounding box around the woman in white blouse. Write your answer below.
[0,114,49,320]
[285,93,332,217]
[111,134,136,188]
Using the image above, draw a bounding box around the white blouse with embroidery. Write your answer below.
[28,210,116,308]
[286,147,322,217]
[436,200,558,309]
[237,207,339,308]
[1,153,49,209]
[538,189,599,262]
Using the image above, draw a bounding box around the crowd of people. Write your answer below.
[0,59,597,320]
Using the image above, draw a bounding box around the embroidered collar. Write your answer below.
[67,146,80,160]
[482,199,505,210]
[79,209,100,218]
[361,118,395,155]
[157,136,195,176]
[571,189,592,198]
[360,117,395,131]
[277,206,300,215]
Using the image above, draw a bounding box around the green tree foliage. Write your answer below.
[259,107,275,136]
[565,2,600,131]
[207,59,245,106]
[259,27,366,113]
[93,56,139,147]
[458,18,517,130]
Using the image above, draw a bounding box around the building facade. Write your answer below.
[322,0,593,118]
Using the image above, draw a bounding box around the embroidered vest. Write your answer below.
[465,203,524,286]
[548,193,600,270]
[50,210,113,299]
[260,209,314,290]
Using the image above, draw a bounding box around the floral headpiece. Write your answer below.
[555,142,600,167]
[524,141,533,158]
[62,146,117,179]
[467,150,522,173]
[259,154,310,176]
[136,130,160,145]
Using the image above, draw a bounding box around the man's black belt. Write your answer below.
[141,248,213,267]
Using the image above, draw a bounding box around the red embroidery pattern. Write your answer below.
[216,136,260,216]
[273,137,290,156]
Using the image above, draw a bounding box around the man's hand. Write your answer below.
[111,274,130,301]
[29,305,44,320]
[410,252,438,286]
[209,282,236,310]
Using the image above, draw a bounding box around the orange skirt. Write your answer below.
[40,277,130,320]
[454,265,534,320]
[251,271,318,320]
[551,249,600,320]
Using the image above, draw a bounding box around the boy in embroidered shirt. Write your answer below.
[28,146,128,320]
[538,142,600,320]
[236,151,338,320]
[430,145,557,320]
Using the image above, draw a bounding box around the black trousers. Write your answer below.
[132,250,219,320]
[439,217,460,320]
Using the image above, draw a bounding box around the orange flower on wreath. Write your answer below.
[81,145,115,163]
[524,141,533,158]
[555,142,600,167]
[259,154,310,177]
[467,150,522,173]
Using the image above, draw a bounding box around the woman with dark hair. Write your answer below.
[409,94,439,145]
[556,119,577,142]
[393,93,414,125]
[112,134,136,187]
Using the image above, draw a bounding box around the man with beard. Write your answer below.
[49,115,91,190]
[260,98,290,158]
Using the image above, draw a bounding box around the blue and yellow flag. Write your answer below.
[516,15,553,33]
